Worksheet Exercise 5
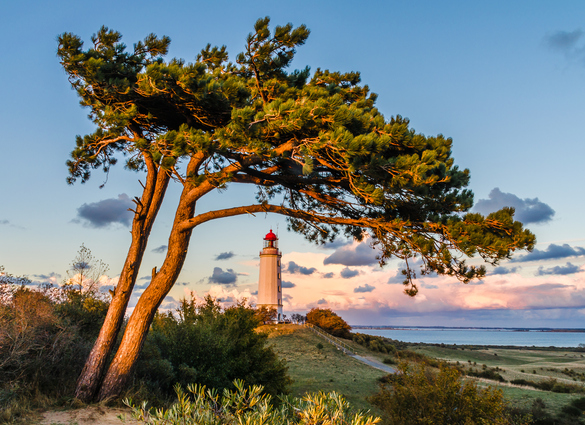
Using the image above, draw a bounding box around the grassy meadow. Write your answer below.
[259,324,387,411]
[261,324,585,419]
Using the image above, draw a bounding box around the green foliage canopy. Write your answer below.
[58,17,535,297]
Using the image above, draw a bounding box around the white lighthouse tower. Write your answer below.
[257,229,283,321]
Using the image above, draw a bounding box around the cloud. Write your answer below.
[323,242,378,266]
[340,267,359,279]
[322,272,335,279]
[544,29,585,65]
[512,243,585,262]
[490,266,518,275]
[421,283,438,289]
[317,298,327,304]
[287,261,317,275]
[545,29,583,51]
[354,284,375,293]
[152,245,167,254]
[208,267,238,285]
[536,262,580,276]
[320,239,351,250]
[282,280,296,288]
[136,275,151,289]
[215,251,235,261]
[75,194,133,228]
[32,272,62,281]
[474,188,554,224]
[387,271,405,284]
[0,219,25,230]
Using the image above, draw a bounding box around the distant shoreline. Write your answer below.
[351,326,585,333]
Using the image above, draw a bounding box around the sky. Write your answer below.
[1,0,585,328]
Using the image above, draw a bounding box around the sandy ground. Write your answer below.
[37,406,141,425]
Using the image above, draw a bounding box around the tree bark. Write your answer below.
[96,183,196,401]
[74,162,169,402]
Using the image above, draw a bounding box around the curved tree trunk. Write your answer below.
[75,164,169,402]
[96,190,196,401]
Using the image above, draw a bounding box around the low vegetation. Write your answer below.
[306,308,352,339]
[132,296,290,402]
[125,380,380,425]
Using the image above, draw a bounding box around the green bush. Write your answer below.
[125,380,380,425]
[306,308,352,339]
[352,333,401,353]
[370,363,529,425]
[134,296,291,400]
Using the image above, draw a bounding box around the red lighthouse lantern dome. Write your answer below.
[264,229,277,241]
[263,229,278,249]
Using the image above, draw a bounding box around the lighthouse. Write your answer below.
[257,229,283,321]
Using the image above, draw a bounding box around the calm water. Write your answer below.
[354,328,585,347]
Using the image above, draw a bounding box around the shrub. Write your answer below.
[306,308,351,339]
[0,280,108,421]
[370,363,527,425]
[352,333,401,353]
[134,296,291,400]
[125,380,380,425]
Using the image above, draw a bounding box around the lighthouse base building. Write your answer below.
[257,229,283,322]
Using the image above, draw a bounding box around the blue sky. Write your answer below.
[2,0,585,327]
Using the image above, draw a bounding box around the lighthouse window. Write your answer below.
[277,273,281,279]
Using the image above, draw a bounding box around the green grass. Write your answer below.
[260,325,387,411]
[411,343,585,416]
[262,326,585,419]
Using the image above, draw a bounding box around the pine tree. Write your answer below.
[59,18,535,401]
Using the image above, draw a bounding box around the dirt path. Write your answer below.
[37,406,140,425]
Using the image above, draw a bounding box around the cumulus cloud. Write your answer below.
[75,194,133,228]
[287,261,317,275]
[208,267,238,285]
[282,280,296,288]
[354,284,375,293]
[152,245,167,254]
[340,267,359,279]
[474,188,554,224]
[323,242,378,266]
[537,262,580,276]
[490,266,518,275]
[215,251,235,261]
[317,298,327,304]
[512,243,585,262]
[322,272,335,279]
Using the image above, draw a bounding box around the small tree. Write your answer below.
[64,244,109,293]
[306,308,352,339]
[254,306,277,324]
[370,363,530,425]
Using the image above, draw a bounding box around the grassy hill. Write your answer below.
[263,324,585,419]
[259,324,387,411]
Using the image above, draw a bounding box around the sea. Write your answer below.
[353,327,585,348]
